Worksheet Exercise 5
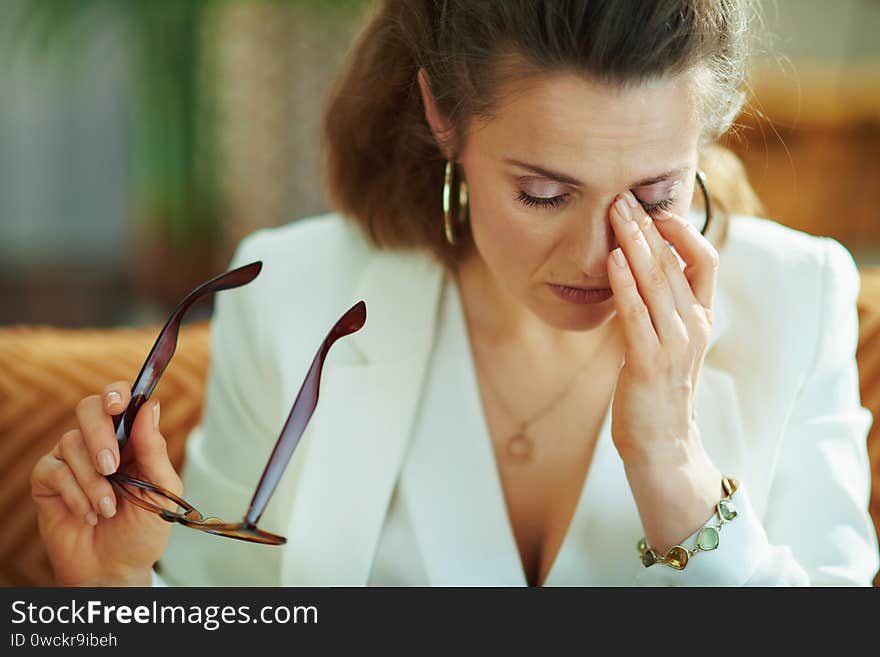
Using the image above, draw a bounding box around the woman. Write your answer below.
[32,0,878,586]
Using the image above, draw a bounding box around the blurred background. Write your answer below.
[2,0,880,589]
[0,0,878,327]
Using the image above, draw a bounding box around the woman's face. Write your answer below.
[450,72,703,333]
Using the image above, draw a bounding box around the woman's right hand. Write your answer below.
[30,382,183,586]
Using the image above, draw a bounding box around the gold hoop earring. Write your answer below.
[695,169,712,237]
[442,160,469,245]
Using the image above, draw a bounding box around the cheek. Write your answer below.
[648,182,697,225]
[677,181,704,227]
[674,195,692,216]
[469,187,549,271]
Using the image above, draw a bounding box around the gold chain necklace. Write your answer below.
[472,330,613,465]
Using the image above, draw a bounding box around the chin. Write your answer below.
[533,296,617,332]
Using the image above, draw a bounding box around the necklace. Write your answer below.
[471,329,614,465]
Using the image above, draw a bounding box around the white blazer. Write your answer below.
[155,211,879,586]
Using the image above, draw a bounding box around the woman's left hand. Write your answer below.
[605,190,718,468]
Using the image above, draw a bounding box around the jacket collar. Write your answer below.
[345,249,444,364]
[279,248,444,585]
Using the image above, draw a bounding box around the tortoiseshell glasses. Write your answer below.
[107,261,367,545]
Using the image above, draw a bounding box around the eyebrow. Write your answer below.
[503,158,690,188]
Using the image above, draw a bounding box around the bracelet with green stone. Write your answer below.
[636,476,740,571]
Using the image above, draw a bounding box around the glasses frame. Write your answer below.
[107,261,367,545]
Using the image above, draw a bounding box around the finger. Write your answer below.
[126,400,181,495]
[607,245,660,363]
[76,394,120,477]
[611,193,683,344]
[629,199,706,334]
[56,429,118,519]
[32,452,97,525]
[650,207,719,312]
[102,381,131,416]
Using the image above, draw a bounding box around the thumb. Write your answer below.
[125,399,181,495]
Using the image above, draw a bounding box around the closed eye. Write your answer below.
[516,190,569,209]
[516,191,677,214]
[639,197,676,214]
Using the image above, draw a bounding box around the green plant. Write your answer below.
[5,0,368,250]
[7,0,222,249]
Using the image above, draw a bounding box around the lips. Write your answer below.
[548,283,613,304]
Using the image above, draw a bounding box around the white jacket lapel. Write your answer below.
[280,249,443,586]
[398,275,528,584]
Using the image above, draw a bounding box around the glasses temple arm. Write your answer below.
[112,261,263,451]
[243,300,367,527]
[243,346,327,527]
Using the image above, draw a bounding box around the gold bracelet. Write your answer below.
[637,476,740,570]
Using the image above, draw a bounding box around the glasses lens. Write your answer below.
[109,474,203,522]
[110,474,286,544]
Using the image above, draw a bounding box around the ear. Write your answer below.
[418,67,454,158]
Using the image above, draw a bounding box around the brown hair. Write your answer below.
[322,0,766,272]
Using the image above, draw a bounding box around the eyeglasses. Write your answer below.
[695,169,712,237]
[107,262,367,545]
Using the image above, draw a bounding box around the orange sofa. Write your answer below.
[2,268,880,587]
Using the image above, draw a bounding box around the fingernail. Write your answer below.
[85,511,98,526]
[99,495,116,519]
[614,198,632,222]
[105,390,122,408]
[153,400,160,430]
[97,449,116,475]
[654,209,673,221]
[622,191,639,210]
[612,248,627,269]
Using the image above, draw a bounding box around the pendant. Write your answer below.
[506,432,533,463]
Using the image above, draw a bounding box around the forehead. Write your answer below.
[469,72,701,183]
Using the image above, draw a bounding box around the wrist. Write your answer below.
[616,418,705,469]
[623,444,724,554]
[637,476,740,571]
[68,567,152,587]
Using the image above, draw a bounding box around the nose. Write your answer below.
[568,201,620,278]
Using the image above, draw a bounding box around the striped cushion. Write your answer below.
[0,321,210,586]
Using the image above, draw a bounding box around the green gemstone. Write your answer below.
[641,551,657,567]
[665,546,689,570]
[696,526,720,550]
[718,500,738,521]
[637,538,649,555]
